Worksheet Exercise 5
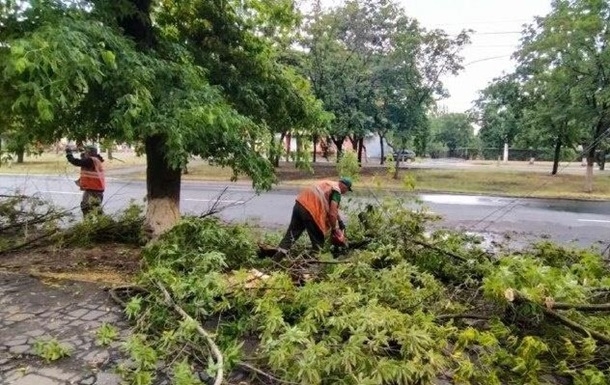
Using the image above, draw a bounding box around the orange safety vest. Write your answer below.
[79,157,105,191]
[296,180,341,235]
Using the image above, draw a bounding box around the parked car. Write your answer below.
[392,149,416,162]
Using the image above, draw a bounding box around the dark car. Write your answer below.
[393,149,416,162]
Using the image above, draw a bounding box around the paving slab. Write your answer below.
[0,272,133,385]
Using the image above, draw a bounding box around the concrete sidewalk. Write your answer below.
[0,272,131,385]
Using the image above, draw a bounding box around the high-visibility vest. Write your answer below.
[79,157,105,191]
[296,180,341,235]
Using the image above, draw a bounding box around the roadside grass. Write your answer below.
[409,169,610,200]
[0,152,147,175]
[3,153,610,200]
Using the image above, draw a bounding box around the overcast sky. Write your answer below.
[313,0,553,113]
[399,0,552,113]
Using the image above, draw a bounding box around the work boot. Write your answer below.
[271,248,288,261]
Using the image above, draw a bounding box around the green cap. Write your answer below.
[339,177,353,191]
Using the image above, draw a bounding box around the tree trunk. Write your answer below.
[393,157,400,180]
[357,137,364,165]
[585,155,594,193]
[285,133,291,162]
[599,149,606,171]
[144,135,181,238]
[272,133,285,167]
[584,120,605,193]
[312,135,318,163]
[16,147,25,163]
[551,136,561,175]
[379,135,385,165]
[116,0,174,235]
[332,137,344,162]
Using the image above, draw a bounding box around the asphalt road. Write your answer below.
[2,174,610,251]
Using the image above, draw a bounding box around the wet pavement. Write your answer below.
[0,272,130,385]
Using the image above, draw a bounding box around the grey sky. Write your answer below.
[400,0,552,113]
[312,0,552,113]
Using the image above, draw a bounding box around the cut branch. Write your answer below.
[548,302,610,312]
[155,281,224,385]
[540,306,610,345]
[507,289,610,345]
[237,361,298,385]
[410,239,468,262]
[435,313,493,321]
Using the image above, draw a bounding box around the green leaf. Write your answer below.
[101,50,116,68]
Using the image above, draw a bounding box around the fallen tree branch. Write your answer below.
[435,313,493,321]
[237,361,298,385]
[0,230,58,256]
[547,302,610,312]
[540,306,610,345]
[507,289,610,345]
[410,239,468,262]
[155,281,224,385]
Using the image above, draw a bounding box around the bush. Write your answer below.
[336,151,360,181]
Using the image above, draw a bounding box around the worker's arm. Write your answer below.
[328,190,342,230]
[66,151,94,168]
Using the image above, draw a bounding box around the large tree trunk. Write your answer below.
[145,135,181,237]
[551,135,561,175]
[16,146,24,163]
[116,0,176,235]
[312,135,318,163]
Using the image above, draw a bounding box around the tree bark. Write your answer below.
[357,137,364,165]
[332,137,344,162]
[312,135,318,163]
[16,147,24,163]
[551,135,561,175]
[584,119,605,193]
[144,135,181,238]
[116,0,180,236]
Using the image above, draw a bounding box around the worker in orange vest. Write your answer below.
[273,177,352,259]
[66,145,105,216]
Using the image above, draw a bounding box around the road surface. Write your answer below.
[1,174,610,251]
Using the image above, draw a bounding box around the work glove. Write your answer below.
[331,228,348,247]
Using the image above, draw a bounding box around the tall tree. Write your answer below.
[302,0,469,168]
[474,75,524,157]
[516,0,610,192]
[1,0,320,236]
[430,112,475,155]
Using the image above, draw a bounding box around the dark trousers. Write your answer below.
[277,201,325,255]
[81,190,104,216]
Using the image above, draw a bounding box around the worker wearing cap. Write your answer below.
[66,145,105,216]
[273,177,353,259]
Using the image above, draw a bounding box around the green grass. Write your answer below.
[0,152,147,175]
[409,169,610,199]
[3,154,610,200]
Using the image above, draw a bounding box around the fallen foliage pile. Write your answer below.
[117,199,610,385]
[2,194,610,384]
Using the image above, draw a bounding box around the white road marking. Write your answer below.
[183,198,245,204]
[578,219,610,223]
